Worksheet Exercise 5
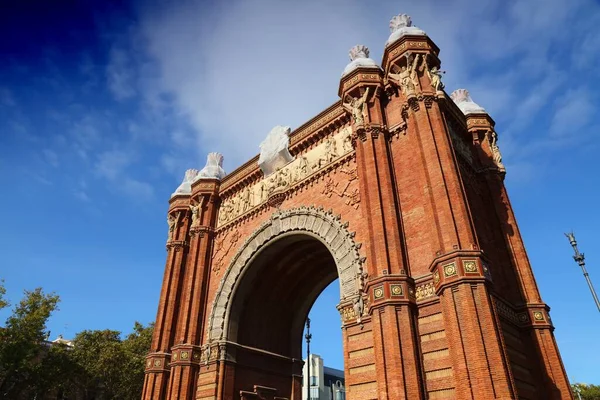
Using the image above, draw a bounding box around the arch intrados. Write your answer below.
[227,233,338,349]
[207,207,364,343]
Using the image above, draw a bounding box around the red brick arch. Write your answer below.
[207,206,365,343]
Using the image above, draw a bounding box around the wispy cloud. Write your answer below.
[42,148,59,168]
[106,47,136,100]
[123,0,600,180]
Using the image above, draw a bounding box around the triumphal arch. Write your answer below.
[143,13,573,400]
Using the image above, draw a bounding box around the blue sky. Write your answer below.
[1,0,599,385]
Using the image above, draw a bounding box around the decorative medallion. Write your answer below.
[390,284,403,296]
[193,352,200,361]
[172,352,178,361]
[374,286,385,300]
[146,360,152,368]
[433,270,440,285]
[518,313,529,323]
[443,262,457,277]
[181,351,189,360]
[463,260,478,273]
[533,311,544,321]
[154,359,161,367]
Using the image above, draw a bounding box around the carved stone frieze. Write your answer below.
[207,207,365,341]
[415,282,436,301]
[322,166,360,209]
[217,127,354,228]
[494,297,529,326]
[212,230,242,274]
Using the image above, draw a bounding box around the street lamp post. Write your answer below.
[305,317,312,400]
[565,232,600,312]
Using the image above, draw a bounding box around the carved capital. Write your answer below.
[166,240,188,252]
[190,225,214,238]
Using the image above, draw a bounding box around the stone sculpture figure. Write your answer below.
[258,181,268,202]
[296,156,311,181]
[189,200,202,228]
[325,136,338,162]
[343,88,370,126]
[197,153,226,180]
[423,56,445,92]
[172,169,199,198]
[241,187,253,212]
[388,53,420,96]
[353,295,364,324]
[258,126,294,176]
[342,129,353,152]
[488,130,505,169]
[220,201,234,224]
[167,214,176,241]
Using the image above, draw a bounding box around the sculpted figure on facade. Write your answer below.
[241,187,253,212]
[488,130,505,169]
[342,129,353,152]
[353,295,364,324]
[388,53,420,96]
[258,125,294,176]
[167,214,176,241]
[295,155,311,181]
[342,88,370,126]
[423,56,445,92]
[325,136,338,163]
[189,198,203,228]
[197,152,226,180]
[220,200,234,224]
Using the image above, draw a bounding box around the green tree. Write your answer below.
[0,287,60,398]
[573,383,600,400]
[120,322,154,400]
[0,279,8,310]
[66,322,153,400]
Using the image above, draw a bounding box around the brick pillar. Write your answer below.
[167,179,221,400]
[143,197,192,400]
[468,116,573,399]
[339,49,424,399]
[381,35,516,399]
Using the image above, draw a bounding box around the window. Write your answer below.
[310,386,319,399]
[310,376,318,386]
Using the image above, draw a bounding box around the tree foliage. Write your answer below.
[572,383,600,400]
[0,287,60,398]
[0,281,153,399]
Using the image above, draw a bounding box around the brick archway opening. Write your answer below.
[228,233,337,360]
[219,233,343,399]
[205,208,364,399]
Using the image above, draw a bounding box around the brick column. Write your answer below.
[167,179,221,400]
[468,116,573,399]
[339,48,424,399]
[143,197,191,400]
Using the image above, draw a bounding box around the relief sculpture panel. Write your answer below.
[217,126,354,227]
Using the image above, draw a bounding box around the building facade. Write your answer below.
[302,354,345,400]
[142,12,573,400]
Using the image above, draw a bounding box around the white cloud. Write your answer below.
[95,149,133,180]
[106,47,136,100]
[42,148,60,168]
[550,88,595,138]
[127,0,599,177]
